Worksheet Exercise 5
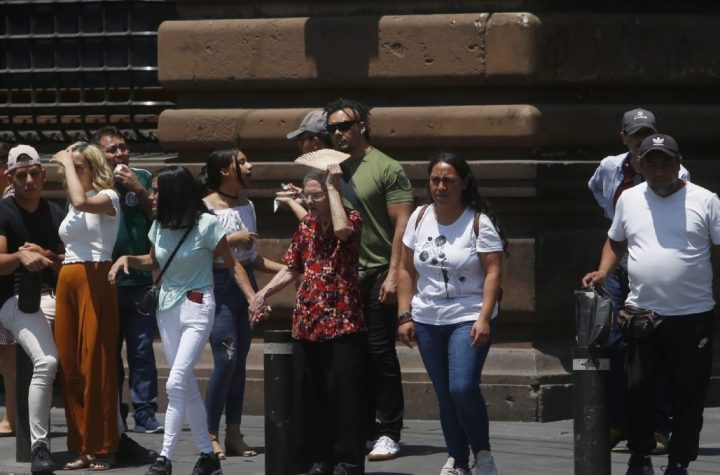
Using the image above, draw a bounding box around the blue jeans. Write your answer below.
[414,319,495,465]
[604,268,629,430]
[117,285,159,416]
[206,267,256,432]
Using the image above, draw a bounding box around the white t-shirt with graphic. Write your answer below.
[609,181,720,316]
[402,205,504,325]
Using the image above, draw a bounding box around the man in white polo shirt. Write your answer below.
[582,134,717,475]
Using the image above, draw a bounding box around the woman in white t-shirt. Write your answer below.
[51,143,121,470]
[397,153,507,475]
[199,149,283,458]
[109,166,261,475]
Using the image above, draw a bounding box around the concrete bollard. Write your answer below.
[15,345,32,462]
[573,345,611,475]
[264,330,294,475]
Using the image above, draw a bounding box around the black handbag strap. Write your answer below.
[153,225,194,286]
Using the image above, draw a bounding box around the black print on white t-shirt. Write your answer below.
[417,235,466,298]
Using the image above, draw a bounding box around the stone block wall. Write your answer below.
[148,2,720,419]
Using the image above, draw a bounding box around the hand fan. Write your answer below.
[294,149,350,170]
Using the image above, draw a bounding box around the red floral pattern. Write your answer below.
[283,209,365,342]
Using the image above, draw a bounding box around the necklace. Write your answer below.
[217,189,239,200]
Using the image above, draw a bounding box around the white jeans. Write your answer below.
[0,294,58,448]
[156,289,214,459]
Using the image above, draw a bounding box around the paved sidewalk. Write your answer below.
[0,408,718,474]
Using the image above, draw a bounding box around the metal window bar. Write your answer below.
[0,0,175,145]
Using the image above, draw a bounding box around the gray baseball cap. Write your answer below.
[622,108,657,135]
[286,110,328,139]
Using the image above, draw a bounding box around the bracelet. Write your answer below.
[397,311,413,327]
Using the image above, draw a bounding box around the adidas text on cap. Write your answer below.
[638,134,680,161]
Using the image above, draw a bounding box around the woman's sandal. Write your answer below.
[89,454,115,471]
[209,433,226,460]
[64,454,92,470]
[225,433,257,457]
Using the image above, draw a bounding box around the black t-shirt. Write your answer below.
[0,197,65,309]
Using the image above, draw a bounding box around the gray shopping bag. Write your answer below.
[574,285,612,346]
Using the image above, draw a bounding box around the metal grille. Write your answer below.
[0,0,175,145]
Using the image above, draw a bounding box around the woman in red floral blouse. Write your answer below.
[250,163,366,475]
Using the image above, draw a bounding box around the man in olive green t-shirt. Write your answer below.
[93,127,162,436]
[325,98,413,464]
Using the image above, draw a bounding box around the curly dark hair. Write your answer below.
[428,152,509,256]
[324,98,371,141]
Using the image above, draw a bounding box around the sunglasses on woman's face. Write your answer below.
[326,120,359,134]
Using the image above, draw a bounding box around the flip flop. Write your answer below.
[89,454,115,471]
[0,431,15,437]
[64,455,92,470]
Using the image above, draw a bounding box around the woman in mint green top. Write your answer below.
[109,166,258,475]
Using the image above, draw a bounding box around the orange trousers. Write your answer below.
[55,262,119,455]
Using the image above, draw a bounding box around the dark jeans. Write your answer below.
[625,310,713,464]
[294,333,367,473]
[361,268,404,442]
[117,285,159,417]
[206,267,256,432]
[604,267,672,435]
[414,320,495,465]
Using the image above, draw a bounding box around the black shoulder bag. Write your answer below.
[136,225,194,316]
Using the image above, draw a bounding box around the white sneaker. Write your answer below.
[440,457,457,475]
[473,450,498,475]
[440,456,472,475]
[367,435,400,461]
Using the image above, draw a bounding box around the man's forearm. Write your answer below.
[387,203,412,275]
[0,252,22,276]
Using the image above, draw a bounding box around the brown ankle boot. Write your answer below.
[225,424,257,457]
[208,432,226,460]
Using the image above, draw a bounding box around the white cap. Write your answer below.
[8,145,41,170]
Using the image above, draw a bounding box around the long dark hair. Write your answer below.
[428,152,509,256]
[154,165,207,229]
[198,149,239,194]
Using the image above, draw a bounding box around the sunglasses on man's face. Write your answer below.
[326,120,359,134]
[105,143,128,155]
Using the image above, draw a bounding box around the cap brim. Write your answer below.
[9,159,42,171]
[624,123,657,135]
[638,148,678,160]
[286,128,305,140]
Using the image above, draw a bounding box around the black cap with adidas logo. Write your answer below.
[638,133,680,161]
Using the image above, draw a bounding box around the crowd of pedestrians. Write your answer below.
[0,102,716,475]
